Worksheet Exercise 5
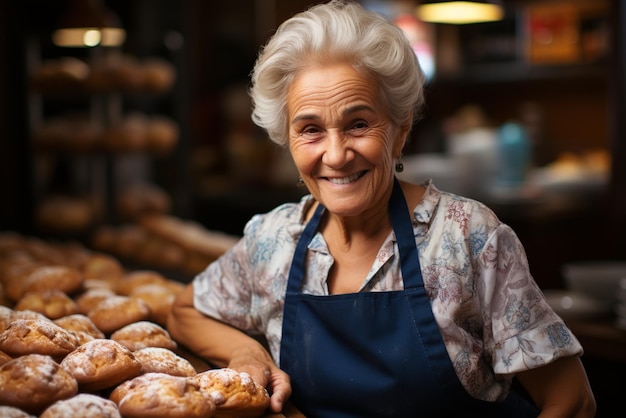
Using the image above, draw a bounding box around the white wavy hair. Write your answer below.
[249,0,426,147]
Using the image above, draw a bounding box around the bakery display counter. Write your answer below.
[0,231,271,417]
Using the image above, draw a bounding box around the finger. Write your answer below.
[267,372,292,413]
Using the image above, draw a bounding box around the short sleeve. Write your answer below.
[478,224,583,375]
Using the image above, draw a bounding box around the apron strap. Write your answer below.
[285,203,325,294]
[389,177,424,290]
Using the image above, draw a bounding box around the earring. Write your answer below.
[395,157,404,173]
[296,177,305,187]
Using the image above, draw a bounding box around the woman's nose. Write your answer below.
[322,131,353,168]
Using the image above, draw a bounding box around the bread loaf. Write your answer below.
[110,372,216,418]
[110,321,177,352]
[60,338,142,392]
[14,289,80,320]
[0,354,78,414]
[193,368,270,417]
[0,318,80,360]
[54,313,106,343]
[133,346,196,377]
[87,295,151,334]
[40,393,121,418]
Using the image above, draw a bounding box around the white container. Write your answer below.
[562,261,626,304]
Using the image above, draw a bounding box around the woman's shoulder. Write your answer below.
[417,180,502,230]
[243,194,315,236]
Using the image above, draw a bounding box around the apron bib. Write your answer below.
[280,178,539,417]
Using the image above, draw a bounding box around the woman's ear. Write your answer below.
[393,115,413,157]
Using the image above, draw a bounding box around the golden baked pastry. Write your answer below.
[193,368,270,417]
[0,305,12,333]
[139,59,176,93]
[129,283,177,326]
[110,224,148,257]
[40,393,121,418]
[1,260,42,302]
[116,182,172,222]
[110,320,177,351]
[35,195,95,232]
[115,270,169,295]
[9,308,50,322]
[21,265,84,299]
[133,347,196,377]
[81,253,124,283]
[0,318,80,360]
[87,295,151,335]
[53,313,106,344]
[110,372,215,418]
[103,113,149,153]
[60,338,142,392]
[134,237,185,270]
[0,405,37,418]
[0,349,12,366]
[0,354,78,414]
[14,289,80,320]
[74,287,117,315]
[30,57,90,93]
[146,116,179,155]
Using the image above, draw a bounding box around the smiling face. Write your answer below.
[287,62,407,218]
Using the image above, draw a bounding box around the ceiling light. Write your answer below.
[52,0,126,47]
[417,1,504,25]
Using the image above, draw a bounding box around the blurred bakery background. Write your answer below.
[0,0,625,414]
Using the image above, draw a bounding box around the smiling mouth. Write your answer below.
[326,171,366,185]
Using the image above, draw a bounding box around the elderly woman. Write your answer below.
[167,1,596,417]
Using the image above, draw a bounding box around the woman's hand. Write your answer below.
[227,346,292,413]
[167,284,295,414]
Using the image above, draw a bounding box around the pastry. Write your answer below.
[87,295,151,334]
[0,349,12,366]
[115,270,169,296]
[54,313,106,344]
[0,318,80,361]
[39,393,121,418]
[0,354,78,414]
[0,405,37,418]
[14,289,80,320]
[133,346,196,377]
[81,253,124,283]
[21,265,84,299]
[60,338,142,392]
[0,305,12,333]
[192,368,270,417]
[129,283,177,326]
[110,372,215,418]
[74,287,117,315]
[110,320,177,351]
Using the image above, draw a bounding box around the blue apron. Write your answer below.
[279,178,540,417]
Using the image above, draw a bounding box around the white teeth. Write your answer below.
[328,173,361,185]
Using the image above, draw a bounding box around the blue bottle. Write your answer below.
[497,122,530,187]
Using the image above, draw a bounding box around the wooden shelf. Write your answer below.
[433,61,608,85]
[567,320,626,364]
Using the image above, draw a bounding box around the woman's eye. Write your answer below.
[303,126,319,134]
[350,121,368,131]
[300,125,323,139]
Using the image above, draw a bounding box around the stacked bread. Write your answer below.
[35,182,173,234]
[0,232,269,417]
[30,55,176,95]
[32,112,180,155]
[91,214,239,276]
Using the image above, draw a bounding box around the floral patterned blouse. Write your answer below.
[192,181,583,401]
